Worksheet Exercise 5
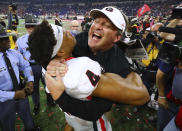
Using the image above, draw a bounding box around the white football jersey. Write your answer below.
[63,57,101,99]
[62,57,112,131]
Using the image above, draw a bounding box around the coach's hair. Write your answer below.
[28,20,57,66]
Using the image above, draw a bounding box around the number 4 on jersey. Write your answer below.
[86,70,100,87]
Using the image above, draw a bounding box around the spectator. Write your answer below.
[7,4,19,31]
[0,16,6,27]
[156,7,182,130]
[55,13,62,27]
[156,60,178,131]
[70,20,80,36]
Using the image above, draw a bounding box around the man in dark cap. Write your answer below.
[16,14,46,115]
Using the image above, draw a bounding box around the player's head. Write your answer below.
[88,6,128,52]
[28,20,76,67]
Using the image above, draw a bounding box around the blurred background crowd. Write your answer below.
[0,0,180,19]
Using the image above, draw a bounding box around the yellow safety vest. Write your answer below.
[142,40,164,67]
[7,30,17,49]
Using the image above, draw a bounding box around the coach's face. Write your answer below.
[88,14,121,53]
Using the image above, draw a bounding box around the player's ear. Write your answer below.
[56,49,64,58]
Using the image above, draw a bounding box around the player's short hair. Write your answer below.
[28,20,56,67]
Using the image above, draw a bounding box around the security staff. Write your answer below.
[0,25,36,131]
[16,14,43,115]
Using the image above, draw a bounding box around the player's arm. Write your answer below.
[156,60,175,109]
[45,71,112,121]
[47,60,149,105]
[156,69,168,109]
[92,72,150,105]
[159,19,180,41]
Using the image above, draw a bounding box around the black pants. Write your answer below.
[0,98,34,131]
[31,65,42,106]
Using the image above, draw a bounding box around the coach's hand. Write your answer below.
[47,58,68,77]
[45,70,65,100]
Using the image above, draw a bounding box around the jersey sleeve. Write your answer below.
[63,57,101,99]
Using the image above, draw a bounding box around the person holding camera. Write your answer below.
[81,13,93,32]
[7,3,19,50]
[158,5,182,131]
[0,25,38,131]
[7,4,19,31]
[153,4,182,131]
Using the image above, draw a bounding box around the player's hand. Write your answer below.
[14,89,26,100]
[158,97,168,109]
[45,69,65,100]
[47,58,68,77]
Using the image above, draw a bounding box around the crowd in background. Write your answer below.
[0,0,180,19]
